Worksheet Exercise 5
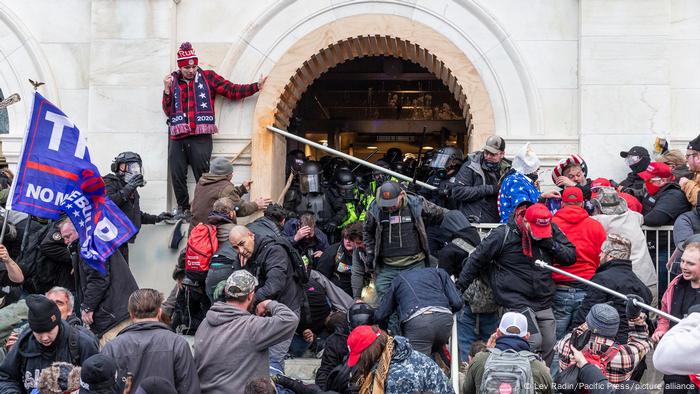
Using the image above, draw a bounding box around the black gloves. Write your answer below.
[156,211,174,223]
[536,237,556,251]
[322,222,337,234]
[124,174,145,193]
[272,375,308,393]
[625,294,644,319]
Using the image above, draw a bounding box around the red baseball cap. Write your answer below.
[638,162,673,181]
[590,178,611,188]
[561,187,583,203]
[525,203,552,239]
[347,325,381,367]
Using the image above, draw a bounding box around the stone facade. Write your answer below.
[0,0,697,213]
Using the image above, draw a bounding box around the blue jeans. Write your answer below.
[456,305,497,362]
[375,261,425,334]
[553,287,587,340]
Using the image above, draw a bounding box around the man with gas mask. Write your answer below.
[617,146,651,202]
[103,152,172,263]
[424,146,464,209]
[453,135,511,223]
[293,161,346,237]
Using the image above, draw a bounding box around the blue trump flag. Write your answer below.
[7,92,136,274]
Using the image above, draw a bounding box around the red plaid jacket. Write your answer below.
[556,314,653,383]
[162,69,259,139]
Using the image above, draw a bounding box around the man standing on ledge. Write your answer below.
[163,41,267,215]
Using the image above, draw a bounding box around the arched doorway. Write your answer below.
[286,54,470,163]
[248,14,505,200]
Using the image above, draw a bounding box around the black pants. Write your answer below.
[401,312,453,357]
[663,374,695,394]
[168,134,213,210]
[172,284,211,335]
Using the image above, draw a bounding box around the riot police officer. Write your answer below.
[331,169,366,230]
[424,146,464,209]
[103,152,171,263]
[294,161,346,239]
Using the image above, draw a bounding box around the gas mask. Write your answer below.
[626,155,651,174]
[122,162,143,183]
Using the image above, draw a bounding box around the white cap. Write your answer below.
[511,143,540,175]
[498,312,528,338]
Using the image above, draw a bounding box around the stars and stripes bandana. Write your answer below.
[168,69,216,137]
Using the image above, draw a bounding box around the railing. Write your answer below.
[470,223,676,302]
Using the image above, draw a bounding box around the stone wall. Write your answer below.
[0,0,696,211]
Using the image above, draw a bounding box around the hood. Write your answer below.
[250,234,275,261]
[494,335,531,352]
[204,302,251,327]
[391,335,412,363]
[440,210,471,233]
[199,173,230,185]
[207,211,235,226]
[117,321,171,335]
[554,205,589,224]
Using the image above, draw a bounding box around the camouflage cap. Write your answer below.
[590,186,627,215]
[601,233,632,261]
[224,270,258,298]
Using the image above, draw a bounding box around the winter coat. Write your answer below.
[102,321,199,394]
[571,259,653,343]
[680,170,700,206]
[673,209,700,246]
[436,230,481,277]
[457,220,577,311]
[363,193,448,269]
[380,336,453,394]
[246,216,283,238]
[206,212,235,243]
[316,322,349,389]
[452,152,509,223]
[655,274,698,337]
[642,182,691,226]
[317,242,354,297]
[463,336,552,394]
[551,205,607,283]
[248,235,302,311]
[498,171,541,223]
[593,211,658,288]
[350,247,370,300]
[37,222,74,292]
[375,268,463,325]
[653,311,700,375]
[618,171,646,202]
[190,173,258,228]
[71,246,138,337]
[194,301,298,394]
[104,173,157,239]
[0,321,99,394]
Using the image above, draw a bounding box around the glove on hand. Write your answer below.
[625,294,644,319]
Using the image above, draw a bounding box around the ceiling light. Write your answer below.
[367,146,378,150]
[422,146,434,150]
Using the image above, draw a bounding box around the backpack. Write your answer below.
[267,236,310,285]
[455,225,509,314]
[479,348,537,394]
[185,224,218,274]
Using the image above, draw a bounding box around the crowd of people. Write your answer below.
[0,41,698,394]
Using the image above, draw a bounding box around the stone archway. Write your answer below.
[272,35,475,137]
[250,14,497,200]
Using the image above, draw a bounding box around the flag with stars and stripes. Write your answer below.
[8,92,137,274]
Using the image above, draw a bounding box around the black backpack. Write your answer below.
[267,236,310,285]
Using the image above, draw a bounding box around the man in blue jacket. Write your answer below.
[374,267,463,357]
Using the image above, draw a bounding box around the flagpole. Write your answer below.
[0,211,8,244]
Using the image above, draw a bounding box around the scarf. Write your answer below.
[514,205,533,257]
[168,69,217,137]
[358,336,394,394]
[645,180,661,196]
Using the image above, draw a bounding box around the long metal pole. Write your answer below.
[450,313,459,393]
[534,260,680,323]
[0,209,9,244]
[267,125,437,190]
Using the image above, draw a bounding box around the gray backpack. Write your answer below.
[479,348,537,394]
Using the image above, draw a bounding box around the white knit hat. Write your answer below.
[511,143,540,175]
